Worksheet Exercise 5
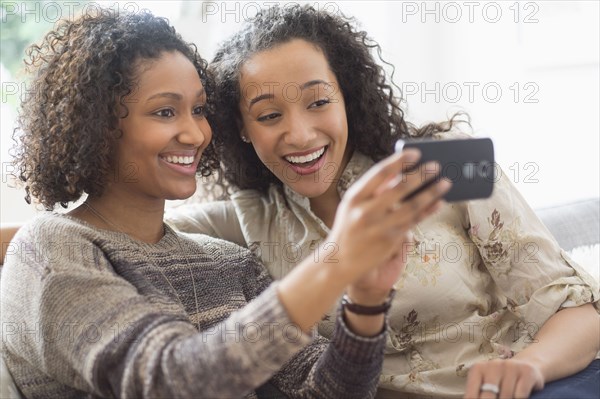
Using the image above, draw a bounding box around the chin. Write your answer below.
[289,182,330,199]
[164,185,197,201]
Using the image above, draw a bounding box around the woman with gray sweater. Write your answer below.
[0,9,449,398]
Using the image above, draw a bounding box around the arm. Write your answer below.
[0,224,21,265]
[1,221,311,398]
[277,149,449,336]
[514,303,599,382]
[244,255,387,399]
[465,304,599,398]
[238,150,448,398]
[463,169,600,398]
[269,315,386,399]
[164,201,246,247]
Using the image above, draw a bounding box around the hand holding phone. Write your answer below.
[395,137,495,202]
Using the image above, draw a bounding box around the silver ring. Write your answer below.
[480,383,500,395]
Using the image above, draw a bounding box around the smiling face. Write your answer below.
[112,50,211,202]
[238,39,350,199]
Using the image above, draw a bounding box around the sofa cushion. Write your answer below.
[535,198,600,251]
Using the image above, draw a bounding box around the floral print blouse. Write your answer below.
[166,133,599,398]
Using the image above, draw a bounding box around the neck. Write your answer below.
[73,187,166,244]
[309,146,354,229]
[309,184,340,229]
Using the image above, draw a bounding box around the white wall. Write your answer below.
[1,0,598,224]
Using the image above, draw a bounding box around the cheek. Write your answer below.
[325,110,349,145]
[247,127,278,157]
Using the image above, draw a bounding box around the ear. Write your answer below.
[240,132,251,143]
[238,118,251,143]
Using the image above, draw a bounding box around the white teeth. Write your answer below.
[163,155,194,165]
[285,147,326,164]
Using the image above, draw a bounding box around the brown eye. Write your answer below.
[309,99,331,109]
[154,108,175,118]
[193,105,206,117]
[257,112,280,122]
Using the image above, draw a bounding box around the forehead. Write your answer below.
[239,39,336,87]
[132,51,204,97]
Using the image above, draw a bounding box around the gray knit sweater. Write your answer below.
[0,214,386,398]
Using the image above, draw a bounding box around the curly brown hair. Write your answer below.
[208,4,466,195]
[12,8,218,210]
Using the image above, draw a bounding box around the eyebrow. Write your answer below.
[146,89,205,102]
[248,79,329,109]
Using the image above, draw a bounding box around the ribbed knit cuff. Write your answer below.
[330,304,387,364]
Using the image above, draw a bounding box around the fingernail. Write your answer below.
[438,179,451,192]
[394,140,405,152]
[402,148,421,161]
[425,161,440,172]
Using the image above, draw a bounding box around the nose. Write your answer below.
[282,113,317,148]
[178,114,212,149]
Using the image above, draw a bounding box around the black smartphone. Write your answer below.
[395,137,496,202]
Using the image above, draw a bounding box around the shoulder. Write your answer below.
[230,186,282,203]
[230,185,288,215]
[166,200,234,220]
[14,212,98,245]
[176,228,253,262]
[2,213,119,286]
[165,201,243,242]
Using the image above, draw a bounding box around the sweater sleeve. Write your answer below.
[242,255,387,399]
[1,217,311,398]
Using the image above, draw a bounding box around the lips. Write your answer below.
[162,155,195,165]
[159,149,200,176]
[283,146,328,176]
[284,146,326,164]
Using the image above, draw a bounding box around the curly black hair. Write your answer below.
[208,4,465,194]
[12,8,218,210]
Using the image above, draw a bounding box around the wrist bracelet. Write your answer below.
[341,289,396,315]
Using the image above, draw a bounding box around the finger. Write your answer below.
[398,159,444,201]
[372,155,434,196]
[465,362,503,399]
[380,179,451,231]
[391,230,416,262]
[480,376,502,399]
[347,149,421,203]
[464,364,484,399]
[481,361,503,399]
[400,177,451,218]
[513,375,537,399]
[498,368,518,399]
[361,161,443,217]
[387,161,442,203]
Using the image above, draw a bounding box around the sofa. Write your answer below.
[1,198,598,398]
